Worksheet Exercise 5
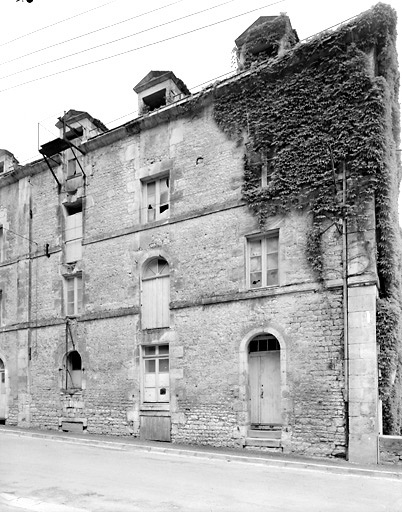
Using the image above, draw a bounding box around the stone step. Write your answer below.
[247,429,281,439]
[244,437,281,448]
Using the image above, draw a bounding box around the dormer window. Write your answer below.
[0,162,4,174]
[134,71,190,116]
[142,89,166,112]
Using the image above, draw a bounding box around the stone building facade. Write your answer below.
[0,5,400,465]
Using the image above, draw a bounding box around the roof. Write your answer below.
[55,109,108,132]
[133,70,190,95]
[235,16,279,47]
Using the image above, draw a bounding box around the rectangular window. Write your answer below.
[248,232,279,289]
[64,275,83,316]
[142,344,169,403]
[66,149,82,178]
[143,175,170,223]
[260,149,275,187]
[64,202,82,263]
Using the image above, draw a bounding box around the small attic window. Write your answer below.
[65,126,84,141]
[143,89,166,111]
[0,162,4,174]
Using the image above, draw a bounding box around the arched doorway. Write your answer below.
[249,334,281,427]
[0,358,7,422]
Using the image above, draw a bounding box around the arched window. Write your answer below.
[141,258,170,329]
[64,351,82,390]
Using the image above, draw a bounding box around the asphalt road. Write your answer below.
[0,432,401,512]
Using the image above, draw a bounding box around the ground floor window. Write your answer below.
[64,350,82,390]
[142,344,169,403]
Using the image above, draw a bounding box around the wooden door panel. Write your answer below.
[260,351,281,424]
[249,356,260,424]
[249,351,281,426]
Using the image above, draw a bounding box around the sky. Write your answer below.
[0,0,401,210]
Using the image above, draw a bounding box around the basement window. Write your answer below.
[143,175,170,223]
[142,89,166,112]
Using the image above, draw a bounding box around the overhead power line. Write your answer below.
[0,0,285,93]
[0,0,239,82]
[0,0,120,48]
[0,0,185,68]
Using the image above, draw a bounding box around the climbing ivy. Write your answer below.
[212,4,402,433]
[236,14,299,71]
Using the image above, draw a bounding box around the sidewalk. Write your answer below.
[1,424,401,480]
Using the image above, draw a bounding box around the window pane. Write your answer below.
[250,272,262,288]
[267,253,278,270]
[147,206,155,222]
[147,182,156,205]
[267,269,278,286]
[157,259,169,276]
[145,359,156,373]
[158,345,169,355]
[249,338,258,353]
[144,346,156,356]
[249,239,262,257]
[159,358,169,373]
[266,236,278,253]
[66,301,75,316]
[67,288,74,304]
[250,255,262,272]
[144,260,158,278]
[268,338,280,351]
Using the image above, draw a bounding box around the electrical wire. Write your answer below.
[2,226,38,245]
[0,0,240,82]
[0,0,285,93]
[0,0,120,48]
[0,0,185,68]
[102,70,236,127]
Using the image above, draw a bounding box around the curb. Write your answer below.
[0,493,87,512]
[2,427,401,481]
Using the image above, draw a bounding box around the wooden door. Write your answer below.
[250,351,281,425]
[0,359,6,420]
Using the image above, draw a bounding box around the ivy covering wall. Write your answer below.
[213,3,402,433]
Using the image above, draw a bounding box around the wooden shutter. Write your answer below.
[142,275,170,329]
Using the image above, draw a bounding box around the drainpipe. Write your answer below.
[342,161,349,457]
[27,178,33,426]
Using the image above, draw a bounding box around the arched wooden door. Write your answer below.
[0,358,7,421]
[249,335,281,426]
